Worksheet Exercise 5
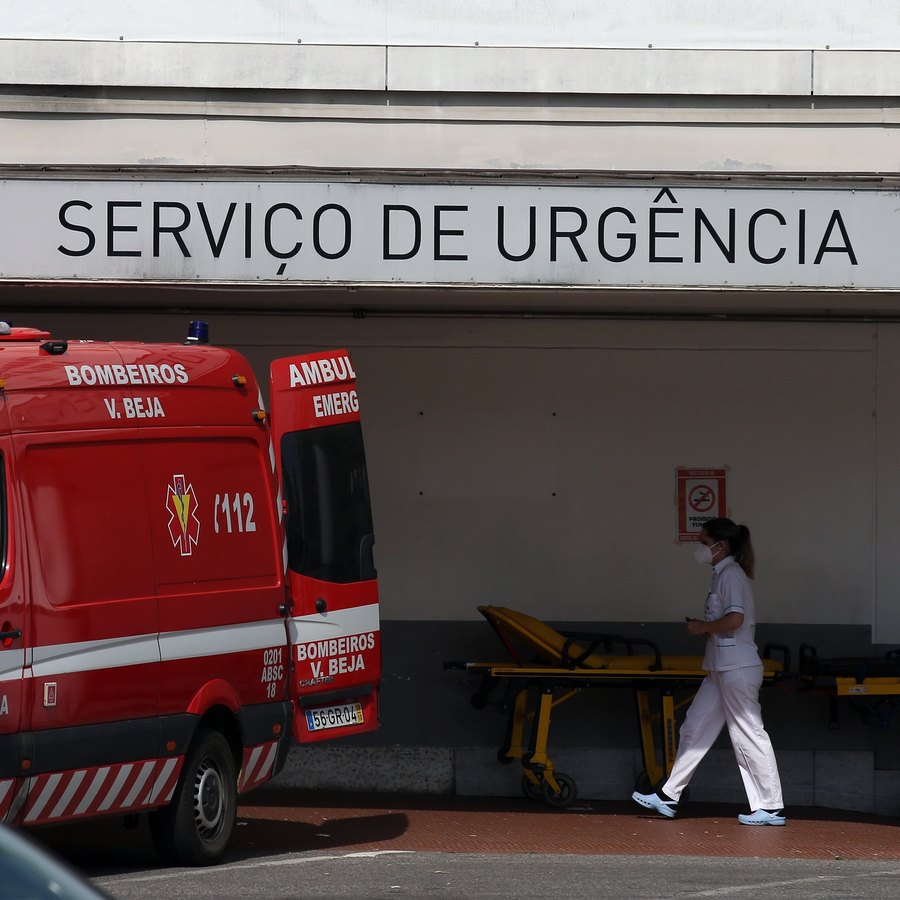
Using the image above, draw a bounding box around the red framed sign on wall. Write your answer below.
[676,467,727,542]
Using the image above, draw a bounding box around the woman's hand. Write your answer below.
[685,617,708,636]
[686,611,744,636]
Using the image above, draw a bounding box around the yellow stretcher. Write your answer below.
[445,605,789,807]
[799,644,900,728]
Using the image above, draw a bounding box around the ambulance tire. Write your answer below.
[150,727,238,866]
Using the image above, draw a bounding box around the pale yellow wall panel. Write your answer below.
[4,116,900,173]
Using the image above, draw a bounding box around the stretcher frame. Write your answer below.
[798,644,900,728]
[445,605,788,807]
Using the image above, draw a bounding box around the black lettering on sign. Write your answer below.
[313,204,352,260]
[434,205,468,261]
[649,207,683,263]
[497,205,536,262]
[265,203,302,259]
[814,210,858,265]
[108,201,141,258]
[550,206,587,262]
[383,205,421,260]
[598,207,636,263]
[197,202,237,258]
[798,208,806,265]
[58,200,95,257]
[153,202,191,258]
[694,208,735,263]
[748,209,786,264]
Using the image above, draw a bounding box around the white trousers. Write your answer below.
[661,664,783,810]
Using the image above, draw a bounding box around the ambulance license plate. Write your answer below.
[305,702,364,732]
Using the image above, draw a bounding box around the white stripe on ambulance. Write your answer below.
[31,634,159,677]
[159,620,287,662]
[0,649,25,682]
[27,619,288,677]
[287,602,380,645]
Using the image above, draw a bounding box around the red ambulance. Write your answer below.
[0,321,380,865]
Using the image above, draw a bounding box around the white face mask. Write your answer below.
[694,543,714,565]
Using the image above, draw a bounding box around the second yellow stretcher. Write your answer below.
[799,643,900,728]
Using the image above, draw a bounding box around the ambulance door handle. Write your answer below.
[0,627,22,641]
[359,533,376,581]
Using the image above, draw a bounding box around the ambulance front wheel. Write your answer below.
[150,727,238,866]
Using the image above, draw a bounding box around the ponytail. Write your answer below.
[734,523,755,579]
[703,517,755,579]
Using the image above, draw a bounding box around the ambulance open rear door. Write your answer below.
[269,350,380,743]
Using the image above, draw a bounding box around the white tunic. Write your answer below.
[702,556,760,671]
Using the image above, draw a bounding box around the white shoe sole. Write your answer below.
[738,816,786,826]
[631,791,677,818]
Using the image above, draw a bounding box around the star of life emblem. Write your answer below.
[166,474,201,556]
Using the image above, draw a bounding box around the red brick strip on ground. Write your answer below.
[240,792,900,861]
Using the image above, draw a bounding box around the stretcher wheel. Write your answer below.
[520,774,544,802]
[542,773,577,808]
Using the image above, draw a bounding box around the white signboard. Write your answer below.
[4,2,900,51]
[0,179,895,289]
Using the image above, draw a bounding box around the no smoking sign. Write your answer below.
[676,467,727,541]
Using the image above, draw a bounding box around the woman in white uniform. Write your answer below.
[632,517,785,826]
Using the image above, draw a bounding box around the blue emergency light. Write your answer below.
[185,320,209,345]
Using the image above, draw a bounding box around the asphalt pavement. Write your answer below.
[30,790,900,899]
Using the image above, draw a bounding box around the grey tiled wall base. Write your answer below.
[268,746,900,816]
